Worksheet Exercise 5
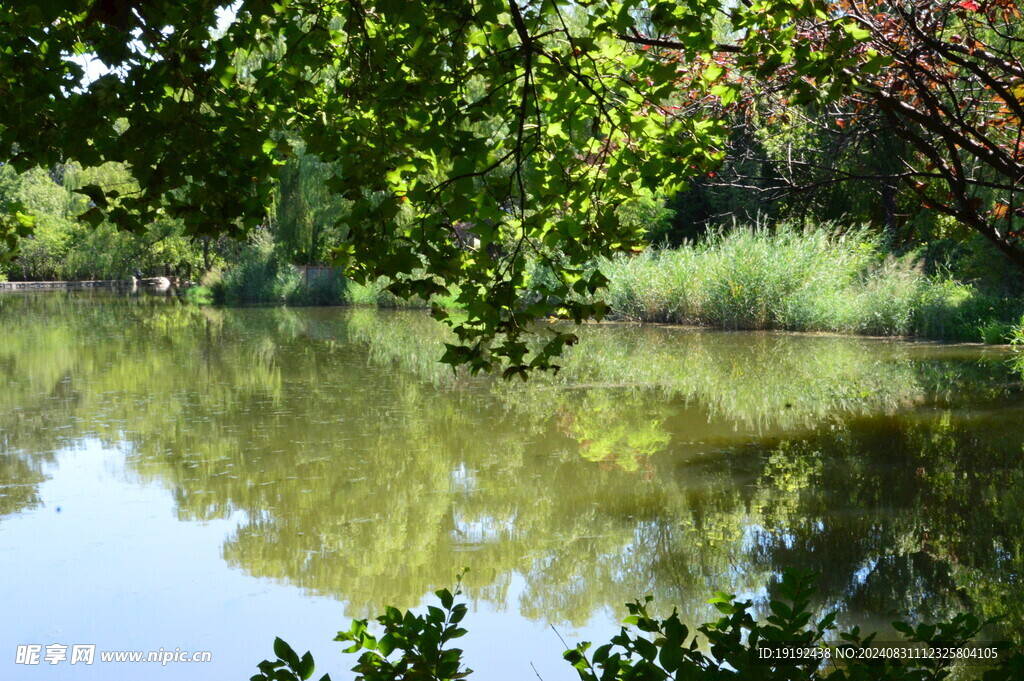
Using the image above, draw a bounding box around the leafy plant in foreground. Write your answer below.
[252,572,471,681]
[565,569,1021,681]
[253,570,1022,681]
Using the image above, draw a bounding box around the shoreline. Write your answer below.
[0,276,180,291]
[0,279,130,290]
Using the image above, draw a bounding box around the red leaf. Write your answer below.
[957,0,981,11]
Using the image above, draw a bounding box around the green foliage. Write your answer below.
[1013,316,1024,347]
[334,575,471,681]
[256,571,1023,681]
[209,238,451,308]
[566,569,1017,681]
[297,271,347,306]
[4,0,1024,372]
[209,240,449,308]
[3,0,1023,371]
[913,235,1024,299]
[13,215,74,280]
[342,277,429,309]
[250,637,321,681]
[182,285,214,305]
[0,165,76,276]
[0,163,213,280]
[203,225,1020,344]
[914,282,1024,344]
[979,322,1015,346]
[0,0,738,373]
[620,190,676,245]
[1010,316,1024,377]
[255,573,472,681]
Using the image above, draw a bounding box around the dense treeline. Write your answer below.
[4,140,1022,299]
[0,162,217,281]
[3,154,1024,343]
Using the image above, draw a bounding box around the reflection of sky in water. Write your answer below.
[0,440,617,681]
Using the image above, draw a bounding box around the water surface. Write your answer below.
[1,293,1022,679]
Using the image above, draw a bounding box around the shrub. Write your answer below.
[181,285,213,305]
[1011,316,1024,376]
[979,321,1015,345]
[288,270,347,306]
[592,227,886,331]
[212,232,301,304]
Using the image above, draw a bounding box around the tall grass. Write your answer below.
[344,277,432,308]
[1011,315,1024,376]
[591,227,1022,341]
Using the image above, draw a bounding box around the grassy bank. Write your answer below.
[192,227,1024,344]
[586,228,1024,343]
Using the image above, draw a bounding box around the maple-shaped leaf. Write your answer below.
[957,0,981,11]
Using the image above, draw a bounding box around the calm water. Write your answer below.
[1,293,1022,680]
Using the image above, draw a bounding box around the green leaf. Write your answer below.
[296,652,314,680]
[14,210,36,229]
[842,23,871,41]
[377,633,395,657]
[710,83,736,105]
[893,621,915,636]
[77,184,108,208]
[702,63,723,82]
[273,638,300,668]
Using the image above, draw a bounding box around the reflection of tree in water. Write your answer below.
[0,453,50,518]
[1,295,1022,636]
[0,391,63,518]
[737,412,1024,639]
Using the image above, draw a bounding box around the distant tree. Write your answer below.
[0,162,212,280]
[273,153,349,266]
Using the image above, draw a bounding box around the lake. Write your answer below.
[1,292,1022,680]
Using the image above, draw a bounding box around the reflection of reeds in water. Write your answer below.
[549,329,928,431]
[339,309,986,432]
[236,338,283,397]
